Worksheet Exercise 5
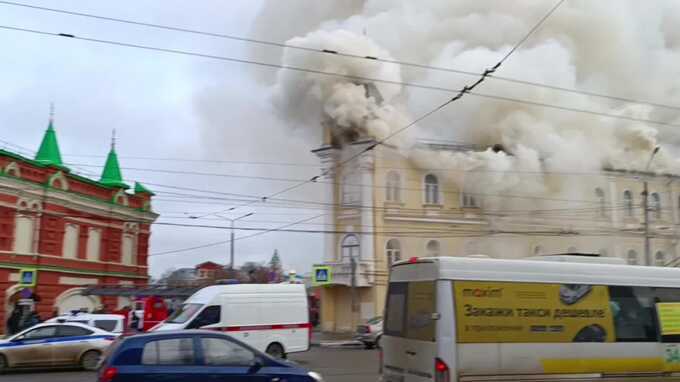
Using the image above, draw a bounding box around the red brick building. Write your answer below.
[0,117,158,334]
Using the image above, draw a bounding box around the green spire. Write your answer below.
[35,116,67,169]
[134,182,155,196]
[100,130,129,189]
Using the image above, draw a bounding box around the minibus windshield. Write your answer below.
[166,303,203,323]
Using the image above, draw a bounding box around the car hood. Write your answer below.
[0,339,11,347]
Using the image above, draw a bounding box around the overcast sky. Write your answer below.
[0,0,325,278]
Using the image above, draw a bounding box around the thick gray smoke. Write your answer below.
[254,0,680,215]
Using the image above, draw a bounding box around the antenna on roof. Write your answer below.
[111,129,116,151]
[49,102,55,123]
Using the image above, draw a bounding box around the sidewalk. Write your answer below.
[311,330,357,346]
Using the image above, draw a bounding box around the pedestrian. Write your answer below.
[28,311,41,327]
[6,306,21,335]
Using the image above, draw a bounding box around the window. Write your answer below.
[651,192,661,220]
[385,171,401,202]
[623,190,634,217]
[424,174,439,204]
[462,193,478,208]
[341,174,360,205]
[627,250,638,265]
[608,286,657,342]
[94,320,118,332]
[386,239,401,267]
[62,223,79,259]
[426,240,440,257]
[86,228,101,261]
[23,326,58,339]
[121,233,136,265]
[142,338,195,365]
[655,251,666,266]
[595,188,606,217]
[341,234,360,260]
[57,325,93,337]
[201,337,255,366]
[13,215,34,253]
[384,281,436,341]
[187,305,221,329]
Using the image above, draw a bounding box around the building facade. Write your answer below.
[313,135,680,332]
[0,118,158,334]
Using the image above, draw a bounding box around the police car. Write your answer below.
[0,322,116,372]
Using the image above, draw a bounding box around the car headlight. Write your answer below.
[308,371,324,382]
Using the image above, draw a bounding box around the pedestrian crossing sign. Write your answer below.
[313,266,332,285]
[18,268,37,287]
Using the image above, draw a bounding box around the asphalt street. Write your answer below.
[1,344,380,382]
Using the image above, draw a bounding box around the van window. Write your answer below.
[142,338,195,365]
[167,303,203,324]
[384,281,436,341]
[187,305,221,329]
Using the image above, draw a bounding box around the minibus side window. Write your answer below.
[385,282,407,337]
[608,286,657,342]
[649,287,680,343]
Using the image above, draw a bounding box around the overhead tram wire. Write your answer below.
[0,24,677,130]
[3,0,678,112]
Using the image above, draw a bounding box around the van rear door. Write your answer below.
[383,280,438,382]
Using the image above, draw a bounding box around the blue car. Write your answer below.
[98,330,323,382]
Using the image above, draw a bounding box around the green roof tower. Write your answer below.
[35,106,68,170]
[100,130,130,189]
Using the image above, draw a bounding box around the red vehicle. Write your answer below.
[128,296,168,332]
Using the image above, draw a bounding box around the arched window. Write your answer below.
[62,223,79,259]
[426,240,440,257]
[13,215,35,253]
[627,250,638,265]
[341,234,360,260]
[424,174,439,204]
[385,172,401,202]
[651,192,661,220]
[386,239,401,267]
[655,251,666,266]
[623,190,633,217]
[595,188,606,217]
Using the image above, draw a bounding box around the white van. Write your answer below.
[153,283,310,358]
[382,256,680,382]
[46,312,125,335]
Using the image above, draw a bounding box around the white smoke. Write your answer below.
[256,0,680,211]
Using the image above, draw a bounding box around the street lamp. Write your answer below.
[643,146,660,266]
[221,212,254,270]
[187,212,254,269]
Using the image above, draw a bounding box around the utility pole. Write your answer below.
[643,180,651,266]
[643,146,660,266]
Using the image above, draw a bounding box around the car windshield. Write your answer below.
[367,316,383,325]
[166,303,203,324]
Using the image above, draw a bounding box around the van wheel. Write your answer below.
[0,354,7,373]
[266,343,285,359]
[80,350,101,371]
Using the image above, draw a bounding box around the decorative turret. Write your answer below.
[34,106,68,171]
[100,130,129,189]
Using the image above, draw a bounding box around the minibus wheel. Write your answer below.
[266,343,285,359]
